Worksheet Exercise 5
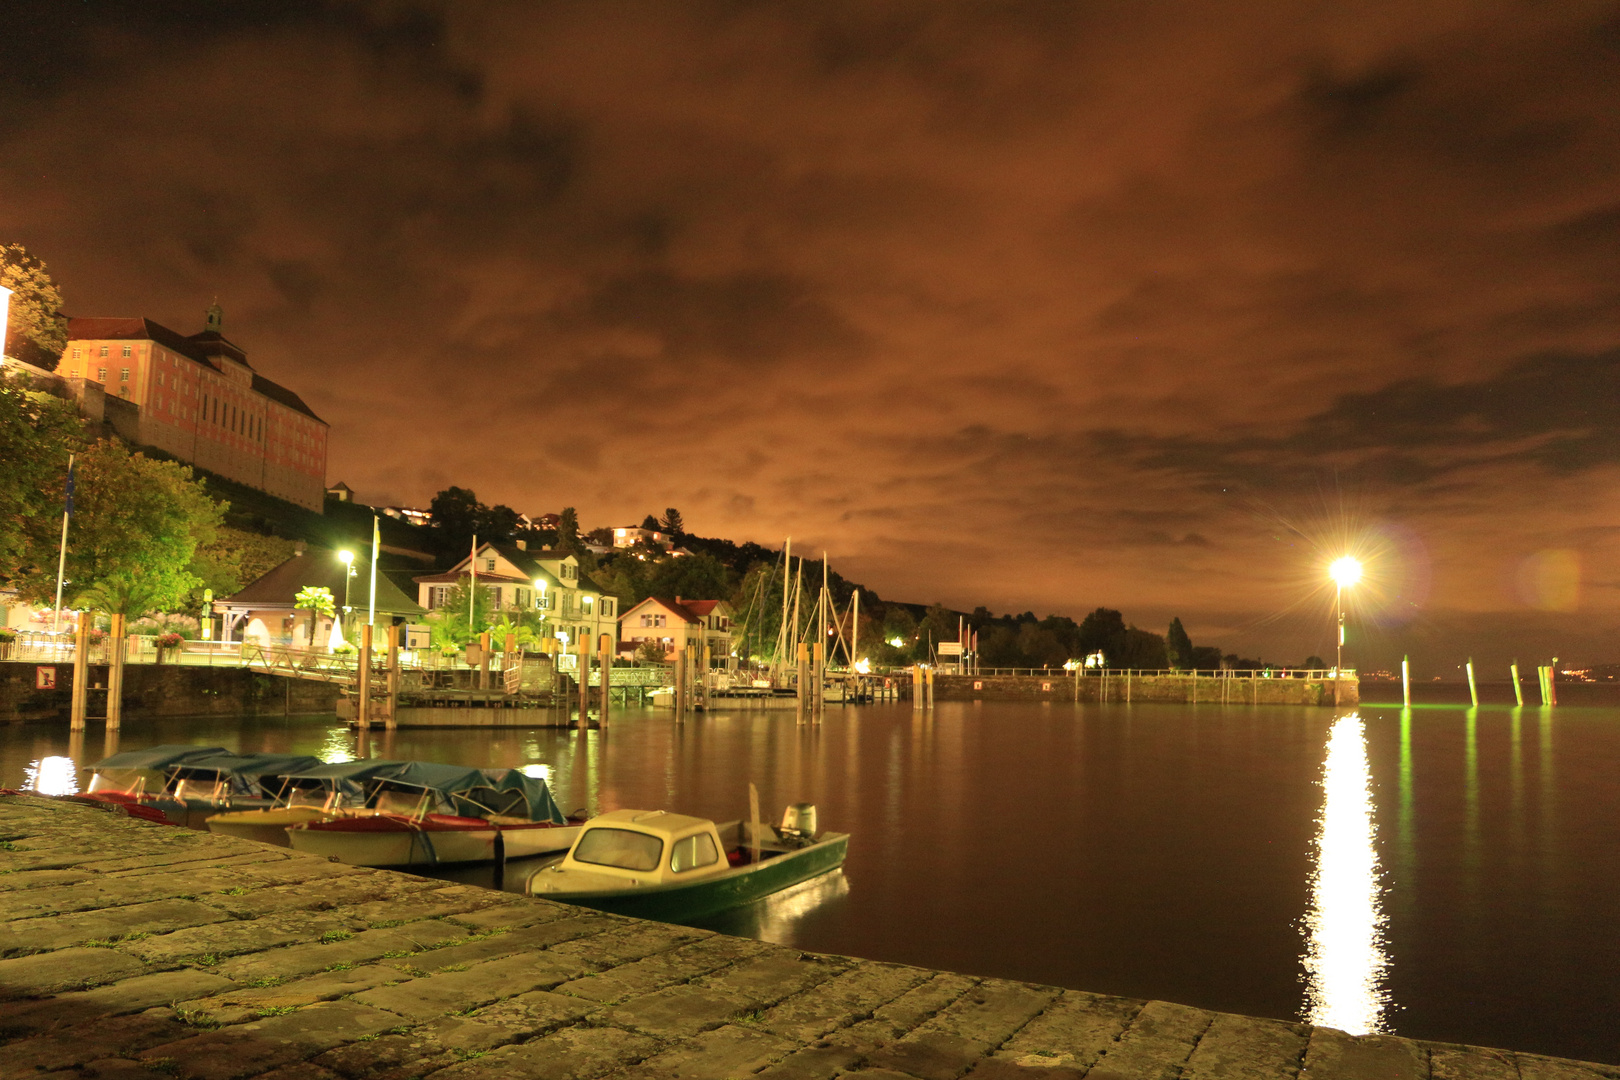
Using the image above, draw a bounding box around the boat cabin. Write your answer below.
[536,809,730,892]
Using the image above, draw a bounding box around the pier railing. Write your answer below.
[955,667,1350,679]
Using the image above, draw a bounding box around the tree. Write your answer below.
[1118,627,1169,669]
[1166,618,1193,670]
[14,441,225,617]
[428,576,495,647]
[635,638,670,664]
[640,514,661,531]
[0,381,85,583]
[293,586,335,647]
[188,526,299,608]
[555,507,581,555]
[660,507,684,535]
[1,244,68,370]
[1077,608,1127,663]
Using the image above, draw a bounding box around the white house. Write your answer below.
[413,542,619,655]
[618,596,736,667]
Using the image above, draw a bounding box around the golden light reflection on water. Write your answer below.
[1302,712,1391,1034]
[24,755,79,795]
[319,727,357,764]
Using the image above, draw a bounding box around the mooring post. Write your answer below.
[577,638,591,727]
[1402,655,1411,709]
[1466,658,1478,709]
[357,624,372,729]
[673,645,686,722]
[924,665,935,710]
[479,632,492,691]
[598,633,611,728]
[385,623,400,728]
[70,615,90,731]
[1510,662,1523,707]
[106,613,126,730]
[796,643,810,725]
[1546,664,1558,707]
[812,641,825,722]
[910,665,922,711]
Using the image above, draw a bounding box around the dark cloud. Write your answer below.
[2,0,1619,665]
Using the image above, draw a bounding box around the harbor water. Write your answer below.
[3,696,1617,1064]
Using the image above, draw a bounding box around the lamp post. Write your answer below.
[1330,557,1362,707]
[338,550,355,641]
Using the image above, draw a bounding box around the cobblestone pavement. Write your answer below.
[1,793,1614,1080]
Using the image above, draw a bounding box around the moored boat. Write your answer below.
[525,803,848,922]
[285,762,577,867]
[204,759,406,846]
[81,744,230,823]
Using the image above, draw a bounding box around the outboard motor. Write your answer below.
[779,802,818,844]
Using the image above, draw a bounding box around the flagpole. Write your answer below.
[368,514,379,626]
[52,453,74,634]
[469,534,478,627]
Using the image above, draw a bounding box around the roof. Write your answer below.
[223,547,427,616]
[89,745,230,770]
[65,316,324,423]
[586,809,714,838]
[621,596,728,625]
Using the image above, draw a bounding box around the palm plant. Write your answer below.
[293,586,335,648]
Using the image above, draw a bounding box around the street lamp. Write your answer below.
[338,550,355,639]
[1330,556,1361,706]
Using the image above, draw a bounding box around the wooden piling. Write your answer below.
[478,632,492,691]
[577,638,591,727]
[924,665,935,710]
[796,643,810,725]
[106,614,125,729]
[598,633,612,728]
[385,624,400,728]
[911,665,922,711]
[70,616,89,731]
[812,641,825,722]
[356,624,373,728]
[1466,658,1478,709]
[674,645,687,723]
[1402,656,1411,708]
[1510,662,1523,707]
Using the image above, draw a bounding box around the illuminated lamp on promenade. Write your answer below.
[1330,557,1362,707]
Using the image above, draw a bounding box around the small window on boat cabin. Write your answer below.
[574,827,663,872]
[670,832,719,873]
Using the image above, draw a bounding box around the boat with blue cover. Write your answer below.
[81,746,326,827]
[204,759,408,845]
[280,761,579,867]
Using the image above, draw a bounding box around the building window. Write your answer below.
[72,347,81,360]
[428,586,451,609]
[121,345,131,357]
[603,599,615,617]
[641,613,666,628]
[120,368,129,382]
[582,596,593,614]
[99,345,108,357]
[97,368,106,382]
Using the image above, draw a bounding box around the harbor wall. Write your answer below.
[931,672,1356,706]
[0,792,1605,1078]
[0,662,338,724]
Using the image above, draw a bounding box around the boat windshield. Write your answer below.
[573,828,663,872]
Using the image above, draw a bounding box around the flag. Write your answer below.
[63,458,75,517]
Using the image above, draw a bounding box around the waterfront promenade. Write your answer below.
[1,794,1612,1080]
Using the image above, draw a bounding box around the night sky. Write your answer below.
[3,2,1617,672]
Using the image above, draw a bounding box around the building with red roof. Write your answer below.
[54,303,328,510]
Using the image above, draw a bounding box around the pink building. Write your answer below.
[56,304,327,510]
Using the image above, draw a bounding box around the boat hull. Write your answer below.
[529,833,849,923]
[206,806,335,846]
[287,817,580,867]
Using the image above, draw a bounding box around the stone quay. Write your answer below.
[1,793,1610,1080]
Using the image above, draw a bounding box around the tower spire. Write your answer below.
[205,298,223,334]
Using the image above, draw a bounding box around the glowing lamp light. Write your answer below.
[338,550,354,565]
[1330,557,1362,588]
[854,658,871,674]
[886,636,905,648]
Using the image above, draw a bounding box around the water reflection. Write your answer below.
[23,755,78,795]
[319,727,357,764]
[695,868,851,943]
[1303,712,1391,1034]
